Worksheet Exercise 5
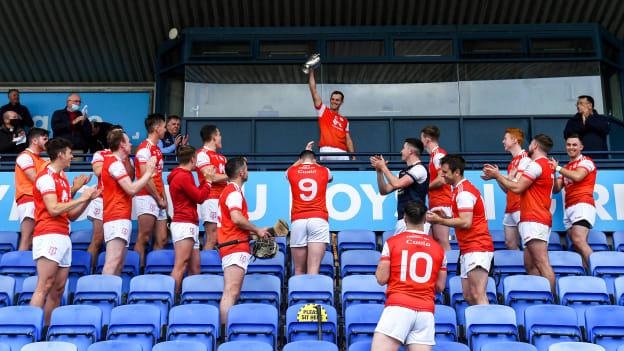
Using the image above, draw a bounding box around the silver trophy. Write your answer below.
[302,53,321,74]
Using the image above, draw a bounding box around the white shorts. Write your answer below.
[394,218,431,236]
[290,218,330,247]
[518,221,551,248]
[199,199,219,224]
[134,195,167,220]
[17,201,35,223]
[222,252,251,272]
[32,234,72,267]
[563,203,596,230]
[171,222,200,249]
[375,306,435,346]
[502,211,520,227]
[460,251,494,278]
[103,219,132,247]
[86,197,103,221]
[319,146,349,161]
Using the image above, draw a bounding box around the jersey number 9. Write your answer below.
[298,178,318,201]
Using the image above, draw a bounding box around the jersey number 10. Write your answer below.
[400,250,433,283]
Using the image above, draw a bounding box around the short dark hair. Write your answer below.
[421,125,440,141]
[578,95,594,107]
[405,138,424,155]
[107,130,127,152]
[145,113,165,133]
[440,154,466,176]
[176,145,196,164]
[7,89,18,96]
[200,125,219,143]
[225,157,247,179]
[27,128,48,145]
[46,138,72,161]
[403,201,428,226]
[299,150,316,160]
[534,134,554,153]
[330,91,344,101]
[566,133,583,143]
[166,115,181,122]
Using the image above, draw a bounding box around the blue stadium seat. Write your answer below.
[200,251,223,275]
[0,276,14,307]
[227,303,278,349]
[0,306,43,351]
[548,251,585,278]
[288,274,334,306]
[347,341,374,351]
[490,230,507,250]
[47,305,102,351]
[180,275,223,307]
[275,236,287,254]
[337,230,376,254]
[450,239,459,251]
[481,342,537,351]
[567,230,610,252]
[613,231,624,252]
[154,341,207,351]
[446,250,460,283]
[434,304,458,342]
[70,230,93,251]
[524,305,582,351]
[465,305,519,351]
[557,276,610,327]
[503,275,554,327]
[106,304,160,351]
[340,250,380,278]
[87,341,142,351]
[240,274,281,309]
[127,274,175,326]
[344,303,383,346]
[290,251,335,278]
[449,276,497,326]
[68,251,92,295]
[217,341,272,351]
[381,230,393,246]
[616,276,624,306]
[18,276,68,306]
[585,305,624,351]
[73,275,122,326]
[286,303,337,343]
[0,251,36,292]
[144,250,175,274]
[167,304,219,351]
[95,251,139,293]
[548,342,606,351]
[493,250,525,292]
[549,232,563,251]
[283,340,339,351]
[0,232,18,253]
[341,275,385,315]
[247,252,285,282]
[21,341,77,351]
[432,342,470,351]
[589,251,624,296]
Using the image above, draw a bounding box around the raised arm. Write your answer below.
[308,69,322,108]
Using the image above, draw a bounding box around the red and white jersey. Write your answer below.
[452,179,494,254]
[134,139,164,196]
[562,154,596,208]
[102,154,132,223]
[91,149,112,195]
[196,146,227,199]
[33,165,71,236]
[381,230,447,313]
[316,103,349,151]
[286,162,332,221]
[520,157,554,226]
[217,183,250,257]
[428,146,452,208]
[15,148,48,205]
[505,149,530,214]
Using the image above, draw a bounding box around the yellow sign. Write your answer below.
[296,303,328,322]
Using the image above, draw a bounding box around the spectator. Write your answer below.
[158,115,188,154]
[89,120,114,152]
[0,111,27,154]
[564,95,610,158]
[51,93,92,153]
[0,89,34,130]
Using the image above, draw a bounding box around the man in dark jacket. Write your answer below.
[51,93,92,153]
[0,111,27,155]
[564,95,611,158]
[0,89,34,130]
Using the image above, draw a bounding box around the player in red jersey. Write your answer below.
[101,130,157,276]
[420,126,451,250]
[308,68,355,161]
[134,114,168,267]
[484,134,556,292]
[217,157,270,326]
[196,125,228,250]
[14,128,49,250]
[373,201,447,351]
[427,155,494,305]
[551,134,597,268]
[168,145,214,293]
[286,141,332,275]
[30,138,100,325]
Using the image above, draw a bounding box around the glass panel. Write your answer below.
[259,41,317,59]
[190,41,251,58]
[327,40,384,57]
[601,64,623,120]
[394,39,453,57]
[461,39,523,57]
[530,37,595,57]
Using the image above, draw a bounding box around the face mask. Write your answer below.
[70,104,80,112]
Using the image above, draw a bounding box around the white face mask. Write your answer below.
[70,104,80,112]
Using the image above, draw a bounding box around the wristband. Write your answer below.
[556,166,562,172]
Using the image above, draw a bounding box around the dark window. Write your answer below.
[529,37,595,57]
[461,39,524,57]
[394,39,453,57]
[190,41,251,58]
[327,40,384,57]
[259,41,317,59]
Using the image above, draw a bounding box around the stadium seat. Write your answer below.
[68,251,92,295]
[341,275,385,314]
[144,250,175,274]
[154,341,207,351]
[465,305,519,351]
[106,304,160,351]
[548,251,585,278]
[18,276,68,306]
[240,274,281,309]
[340,250,380,277]
[434,304,458,342]
[450,238,459,251]
[493,250,525,292]
[337,230,376,254]
[344,303,383,346]
[585,305,624,351]
[0,306,43,351]
[180,274,223,306]
[567,230,610,252]
[557,276,610,327]
[613,231,624,252]
[446,250,460,282]
[21,341,77,351]
[548,342,606,351]
[0,232,18,253]
[95,251,139,293]
[503,275,554,327]
[246,251,285,282]
[217,341,272,351]
[286,303,337,343]
[490,230,507,250]
[288,274,334,306]
[549,232,563,251]
[347,341,374,351]
[87,340,142,351]
[73,275,122,326]
[283,340,339,351]
[589,251,624,296]
[0,344,9,351]
[167,304,219,351]
[0,251,36,292]
[449,276,497,326]
[47,305,102,351]
[227,303,278,349]
[0,276,14,307]
[70,230,93,251]
[524,305,582,351]
[381,230,393,245]
[127,274,175,326]
[290,251,335,278]
[616,276,624,306]
[481,342,537,351]
[432,342,470,351]
[200,251,223,275]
